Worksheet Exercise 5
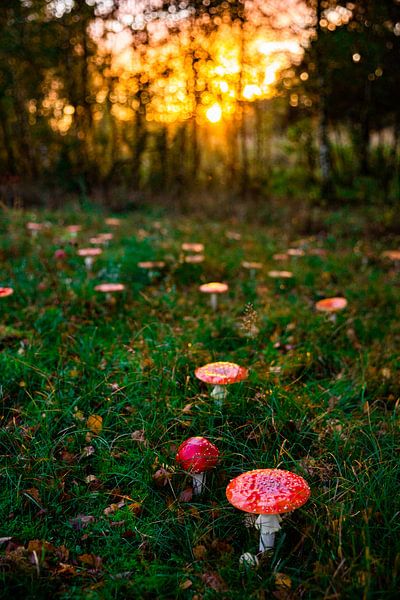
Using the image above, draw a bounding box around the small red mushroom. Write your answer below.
[181,243,204,253]
[0,287,14,298]
[267,270,294,279]
[226,469,310,557]
[315,297,347,313]
[195,361,248,402]
[176,436,219,495]
[54,249,67,260]
[105,218,122,226]
[95,283,125,301]
[77,247,102,270]
[242,261,263,278]
[199,282,228,311]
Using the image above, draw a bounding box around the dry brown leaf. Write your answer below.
[193,544,207,560]
[201,571,227,592]
[86,414,103,435]
[180,579,193,590]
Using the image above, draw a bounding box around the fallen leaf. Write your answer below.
[104,501,125,516]
[86,415,103,435]
[131,429,146,443]
[69,514,96,530]
[153,468,172,487]
[275,572,292,589]
[193,544,207,560]
[180,579,193,590]
[78,553,102,569]
[179,487,193,502]
[201,571,227,592]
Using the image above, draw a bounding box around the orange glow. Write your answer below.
[206,103,222,123]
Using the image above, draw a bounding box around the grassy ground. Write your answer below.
[0,204,399,599]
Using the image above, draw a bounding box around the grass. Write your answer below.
[0,203,399,599]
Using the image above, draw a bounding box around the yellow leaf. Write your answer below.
[275,572,292,590]
[86,414,103,435]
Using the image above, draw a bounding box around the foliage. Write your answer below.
[0,204,399,598]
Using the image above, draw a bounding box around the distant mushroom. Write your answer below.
[176,436,219,495]
[381,250,400,262]
[195,361,248,402]
[26,222,44,236]
[242,261,263,278]
[226,469,310,556]
[181,243,204,253]
[94,282,125,302]
[138,261,166,278]
[54,249,67,260]
[184,254,205,264]
[273,253,288,261]
[287,248,305,257]
[105,218,122,226]
[0,287,14,298]
[267,270,293,279]
[315,297,347,312]
[199,282,228,311]
[77,247,102,270]
[66,225,82,237]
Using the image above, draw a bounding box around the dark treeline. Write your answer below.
[0,0,399,207]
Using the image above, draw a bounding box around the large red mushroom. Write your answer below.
[176,436,219,495]
[226,469,310,558]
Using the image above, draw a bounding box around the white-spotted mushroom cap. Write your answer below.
[195,361,248,385]
[226,469,310,514]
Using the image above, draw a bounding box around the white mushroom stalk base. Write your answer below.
[84,257,94,270]
[210,293,218,311]
[255,514,282,552]
[210,385,228,401]
[192,472,205,495]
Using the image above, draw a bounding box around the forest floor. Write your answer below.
[0,203,399,599]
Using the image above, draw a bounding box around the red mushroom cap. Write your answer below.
[54,249,67,260]
[94,283,125,293]
[77,248,103,257]
[181,243,204,253]
[226,468,310,514]
[26,222,44,231]
[267,270,294,279]
[176,436,219,474]
[66,225,81,233]
[199,282,228,294]
[381,250,400,261]
[0,287,14,298]
[185,254,205,264]
[315,297,347,312]
[242,261,263,270]
[105,218,122,226]
[195,361,248,385]
[138,261,166,269]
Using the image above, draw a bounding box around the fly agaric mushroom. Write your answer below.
[226,469,310,555]
[66,225,81,237]
[94,282,125,302]
[242,261,263,278]
[381,250,400,262]
[315,297,347,312]
[287,248,305,257]
[26,222,44,236]
[138,261,165,269]
[181,243,204,253]
[54,249,67,260]
[0,287,14,298]
[267,270,293,279]
[105,218,122,226]
[176,436,219,495]
[273,253,288,261]
[195,361,248,401]
[199,282,228,311]
[77,247,102,270]
[184,254,205,264]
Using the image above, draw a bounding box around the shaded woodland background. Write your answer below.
[0,0,399,209]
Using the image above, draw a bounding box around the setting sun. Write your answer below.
[206,103,222,124]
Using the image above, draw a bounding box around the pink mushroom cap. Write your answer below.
[195,361,248,385]
[199,282,228,294]
[226,468,310,514]
[0,287,14,298]
[315,297,348,312]
[77,248,103,257]
[267,270,294,279]
[94,283,125,293]
[182,243,204,253]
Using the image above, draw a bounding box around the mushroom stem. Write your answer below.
[210,384,228,401]
[84,257,94,270]
[210,293,218,311]
[255,514,282,552]
[192,472,205,495]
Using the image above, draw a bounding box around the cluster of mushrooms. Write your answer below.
[3,219,400,566]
